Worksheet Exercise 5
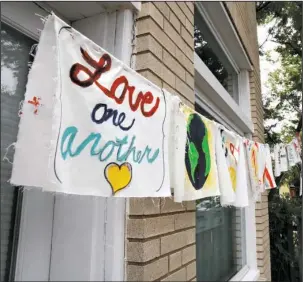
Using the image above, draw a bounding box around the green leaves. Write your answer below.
[269,193,302,281]
[258,4,302,280]
[257,2,302,145]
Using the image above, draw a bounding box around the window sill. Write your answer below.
[241,269,260,281]
[230,267,260,282]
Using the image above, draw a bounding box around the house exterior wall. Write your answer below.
[126,2,196,281]
[225,3,271,281]
[127,1,269,281]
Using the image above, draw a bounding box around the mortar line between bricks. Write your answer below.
[176,2,193,24]
[135,34,195,79]
[136,16,194,63]
[127,226,196,242]
[136,48,194,88]
[136,15,168,40]
[151,2,170,20]
[137,49,194,91]
[140,3,194,48]
[163,19,194,53]
[153,258,196,281]
[127,244,196,267]
[129,210,195,219]
[136,67,195,105]
[136,32,194,76]
[151,2,188,38]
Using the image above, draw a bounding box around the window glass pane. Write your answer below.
[194,9,239,100]
[194,104,246,281]
[1,23,35,281]
[196,197,246,281]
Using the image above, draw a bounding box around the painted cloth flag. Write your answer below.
[286,138,301,167]
[10,14,172,197]
[215,125,235,206]
[274,144,289,177]
[173,104,220,201]
[216,125,249,207]
[244,139,266,200]
[264,144,276,189]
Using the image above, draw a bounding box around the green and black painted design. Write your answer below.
[185,113,211,190]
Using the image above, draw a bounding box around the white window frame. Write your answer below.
[195,2,259,281]
[195,2,254,135]
[1,2,137,280]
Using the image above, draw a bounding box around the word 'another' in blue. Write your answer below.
[60,126,160,164]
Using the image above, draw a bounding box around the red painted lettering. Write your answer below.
[70,47,160,118]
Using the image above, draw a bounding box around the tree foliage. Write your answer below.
[257,1,302,144]
[268,192,302,282]
[257,3,302,281]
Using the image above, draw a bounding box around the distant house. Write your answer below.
[1,2,270,281]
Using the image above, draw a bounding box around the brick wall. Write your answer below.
[225,2,271,281]
[127,2,270,281]
[126,2,196,281]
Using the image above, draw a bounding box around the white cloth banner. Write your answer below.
[11,14,172,197]
[215,126,249,207]
[244,140,266,200]
[274,144,289,177]
[215,126,235,206]
[264,144,276,189]
[286,138,301,167]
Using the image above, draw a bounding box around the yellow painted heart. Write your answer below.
[104,162,132,195]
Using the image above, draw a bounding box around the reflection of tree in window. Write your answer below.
[1,27,27,96]
[1,23,36,281]
[194,26,229,90]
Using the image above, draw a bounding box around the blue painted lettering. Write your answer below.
[60,126,159,164]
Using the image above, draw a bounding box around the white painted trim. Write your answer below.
[103,9,134,281]
[1,2,49,41]
[14,190,54,281]
[195,88,245,135]
[230,266,260,281]
[238,70,251,117]
[195,2,252,71]
[229,200,258,282]
[242,269,260,281]
[1,2,71,41]
[245,200,258,271]
[229,265,249,281]
[96,2,141,13]
[228,176,258,282]
[115,9,134,66]
[195,53,254,134]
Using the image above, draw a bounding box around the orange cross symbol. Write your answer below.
[27,96,42,115]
